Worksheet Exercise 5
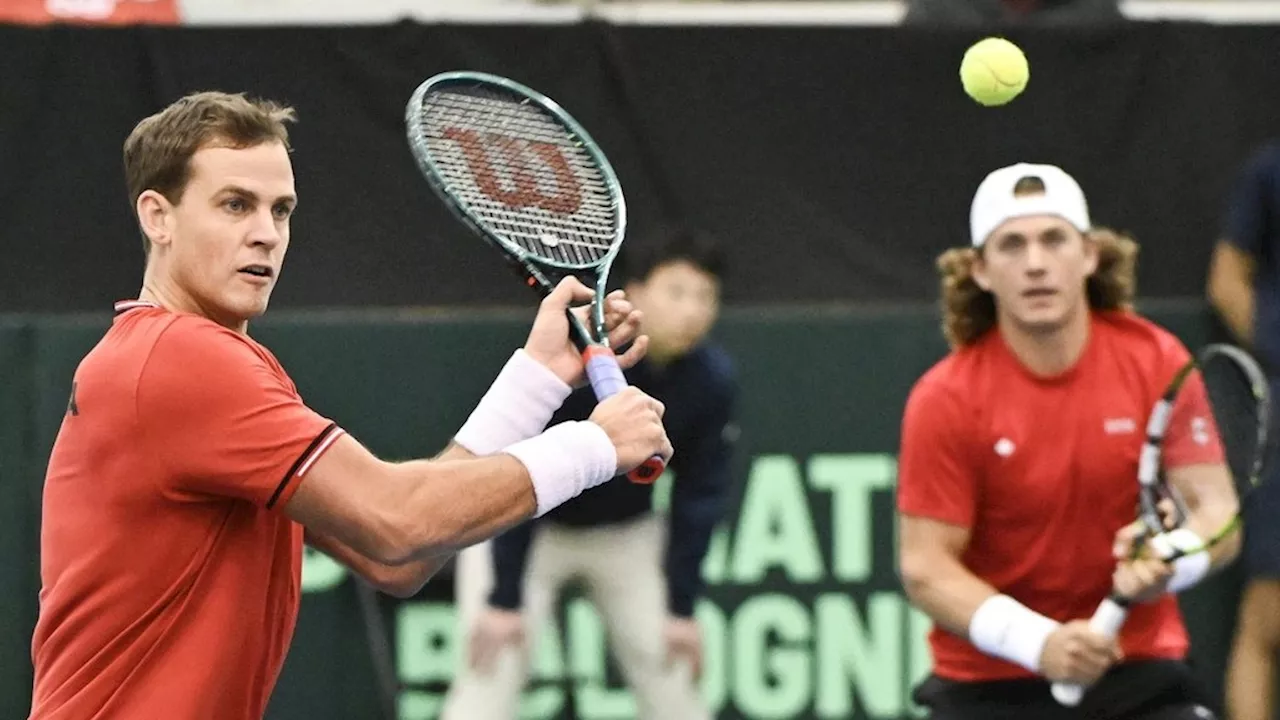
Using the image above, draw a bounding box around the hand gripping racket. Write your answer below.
[404,70,665,484]
[1051,342,1271,706]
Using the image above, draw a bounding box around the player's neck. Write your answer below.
[139,267,250,335]
[998,306,1091,378]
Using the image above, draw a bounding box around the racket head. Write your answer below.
[1196,343,1271,506]
[1137,343,1271,552]
[404,71,627,297]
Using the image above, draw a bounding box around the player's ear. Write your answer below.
[137,190,176,250]
[1080,230,1100,277]
[970,247,992,292]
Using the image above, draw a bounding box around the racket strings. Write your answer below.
[1202,359,1267,493]
[414,88,617,267]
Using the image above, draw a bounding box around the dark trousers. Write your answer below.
[913,660,1215,720]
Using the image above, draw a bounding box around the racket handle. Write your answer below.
[582,346,667,485]
[583,345,629,398]
[1050,596,1130,707]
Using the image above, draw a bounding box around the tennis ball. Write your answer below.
[960,37,1029,107]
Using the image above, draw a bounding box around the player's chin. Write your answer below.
[1012,305,1070,334]
[226,290,272,320]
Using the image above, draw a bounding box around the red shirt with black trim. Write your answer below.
[897,310,1224,682]
[30,301,345,720]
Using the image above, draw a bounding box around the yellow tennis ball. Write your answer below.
[960,37,1029,107]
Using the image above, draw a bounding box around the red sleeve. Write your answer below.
[896,376,978,527]
[1152,334,1226,469]
[1163,372,1227,468]
[136,317,345,509]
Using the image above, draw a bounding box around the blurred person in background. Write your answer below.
[441,227,739,720]
[1207,141,1280,720]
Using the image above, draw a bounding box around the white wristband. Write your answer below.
[1168,552,1211,593]
[1149,528,1211,593]
[454,349,572,456]
[503,421,618,517]
[968,594,1061,673]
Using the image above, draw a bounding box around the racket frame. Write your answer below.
[404,70,627,354]
[404,70,665,483]
[1137,343,1269,556]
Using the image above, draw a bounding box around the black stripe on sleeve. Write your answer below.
[267,422,339,510]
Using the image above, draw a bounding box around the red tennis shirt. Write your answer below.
[30,300,346,719]
[897,310,1224,682]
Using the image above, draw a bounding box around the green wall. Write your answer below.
[0,301,1242,719]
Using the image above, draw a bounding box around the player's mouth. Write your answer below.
[1022,288,1056,298]
[238,265,274,284]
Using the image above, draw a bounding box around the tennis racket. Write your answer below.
[1051,342,1271,706]
[404,70,665,484]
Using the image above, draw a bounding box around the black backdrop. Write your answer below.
[1,20,1278,312]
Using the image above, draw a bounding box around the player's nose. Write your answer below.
[1024,242,1049,271]
[247,212,284,249]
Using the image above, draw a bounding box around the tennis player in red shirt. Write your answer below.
[897,163,1241,719]
[28,91,673,720]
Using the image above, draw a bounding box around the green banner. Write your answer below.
[376,452,930,720]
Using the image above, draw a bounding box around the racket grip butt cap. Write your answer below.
[628,455,666,484]
[1051,683,1085,707]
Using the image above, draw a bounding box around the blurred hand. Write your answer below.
[1112,498,1179,560]
[1039,620,1122,685]
[665,616,704,680]
[589,387,673,474]
[1110,497,1178,603]
[523,277,648,387]
[1112,557,1174,604]
[468,607,525,673]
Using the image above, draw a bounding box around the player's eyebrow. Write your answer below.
[215,184,297,207]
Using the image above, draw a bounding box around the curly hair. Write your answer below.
[936,227,1139,349]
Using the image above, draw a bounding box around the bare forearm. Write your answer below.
[298,439,499,595]
[1227,638,1276,720]
[298,452,538,568]
[287,418,616,571]
[305,530,450,598]
[898,517,1061,674]
[1186,506,1243,570]
[1214,285,1255,346]
[1207,244,1255,346]
[1228,581,1280,720]
[1173,465,1243,570]
[394,455,537,561]
[902,557,1000,637]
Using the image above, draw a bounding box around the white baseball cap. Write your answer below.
[969,162,1091,247]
